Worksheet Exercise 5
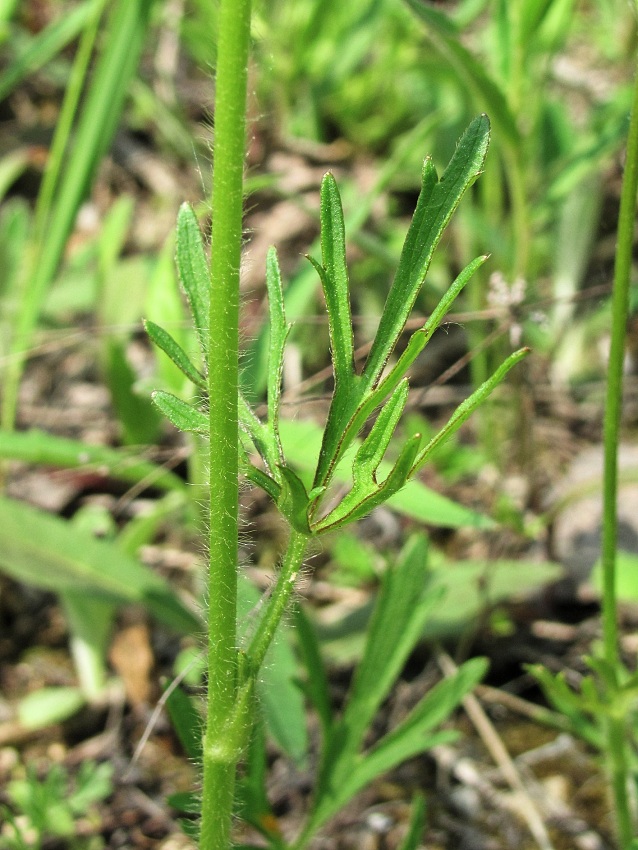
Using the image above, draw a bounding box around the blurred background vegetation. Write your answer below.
[1,0,638,847]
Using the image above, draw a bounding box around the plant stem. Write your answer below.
[248,529,309,671]
[200,0,251,848]
[601,51,638,847]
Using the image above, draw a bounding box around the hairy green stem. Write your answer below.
[601,52,638,847]
[248,529,309,671]
[200,0,251,848]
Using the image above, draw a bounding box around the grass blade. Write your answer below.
[0,496,200,634]
[0,429,188,493]
[0,0,103,102]
[3,0,155,430]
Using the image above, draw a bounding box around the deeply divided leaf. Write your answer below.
[313,381,411,531]
[313,117,490,492]
[239,391,280,477]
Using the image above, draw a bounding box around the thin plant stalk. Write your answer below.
[199,0,251,848]
[600,52,638,848]
[247,529,309,670]
[32,0,105,241]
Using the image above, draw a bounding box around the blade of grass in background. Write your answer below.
[0,0,102,101]
[599,42,638,845]
[1,0,155,432]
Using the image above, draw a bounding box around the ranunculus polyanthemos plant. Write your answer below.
[144,7,522,850]
[146,92,527,847]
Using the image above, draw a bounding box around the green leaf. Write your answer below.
[0,429,188,494]
[0,0,101,101]
[363,116,491,390]
[308,255,486,501]
[405,1,520,148]
[398,796,427,850]
[104,339,163,446]
[372,254,488,403]
[313,382,414,531]
[236,721,284,845]
[152,390,209,434]
[258,632,309,766]
[145,319,207,389]
[165,685,203,762]
[0,149,29,202]
[317,173,355,391]
[239,391,280,477]
[592,550,638,602]
[313,380,409,532]
[5,0,155,427]
[279,418,493,530]
[310,658,484,834]
[352,381,410,485]
[313,118,491,491]
[339,535,440,754]
[62,590,114,699]
[412,348,529,474]
[176,202,210,356]
[68,761,113,813]
[294,605,333,738]
[265,247,289,456]
[423,558,562,640]
[315,433,421,533]
[0,496,200,634]
[347,657,487,788]
[277,466,313,534]
[0,199,30,307]
[18,686,86,729]
[314,557,562,667]
[526,666,602,748]
[242,461,281,503]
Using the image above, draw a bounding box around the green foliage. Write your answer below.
[146,105,528,846]
[0,761,113,850]
[293,536,486,846]
[531,51,638,844]
[252,0,431,150]
[8,1,632,846]
[150,116,527,541]
[164,536,485,848]
[0,496,200,633]
[314,554,562,665]
[1,0,156,431]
